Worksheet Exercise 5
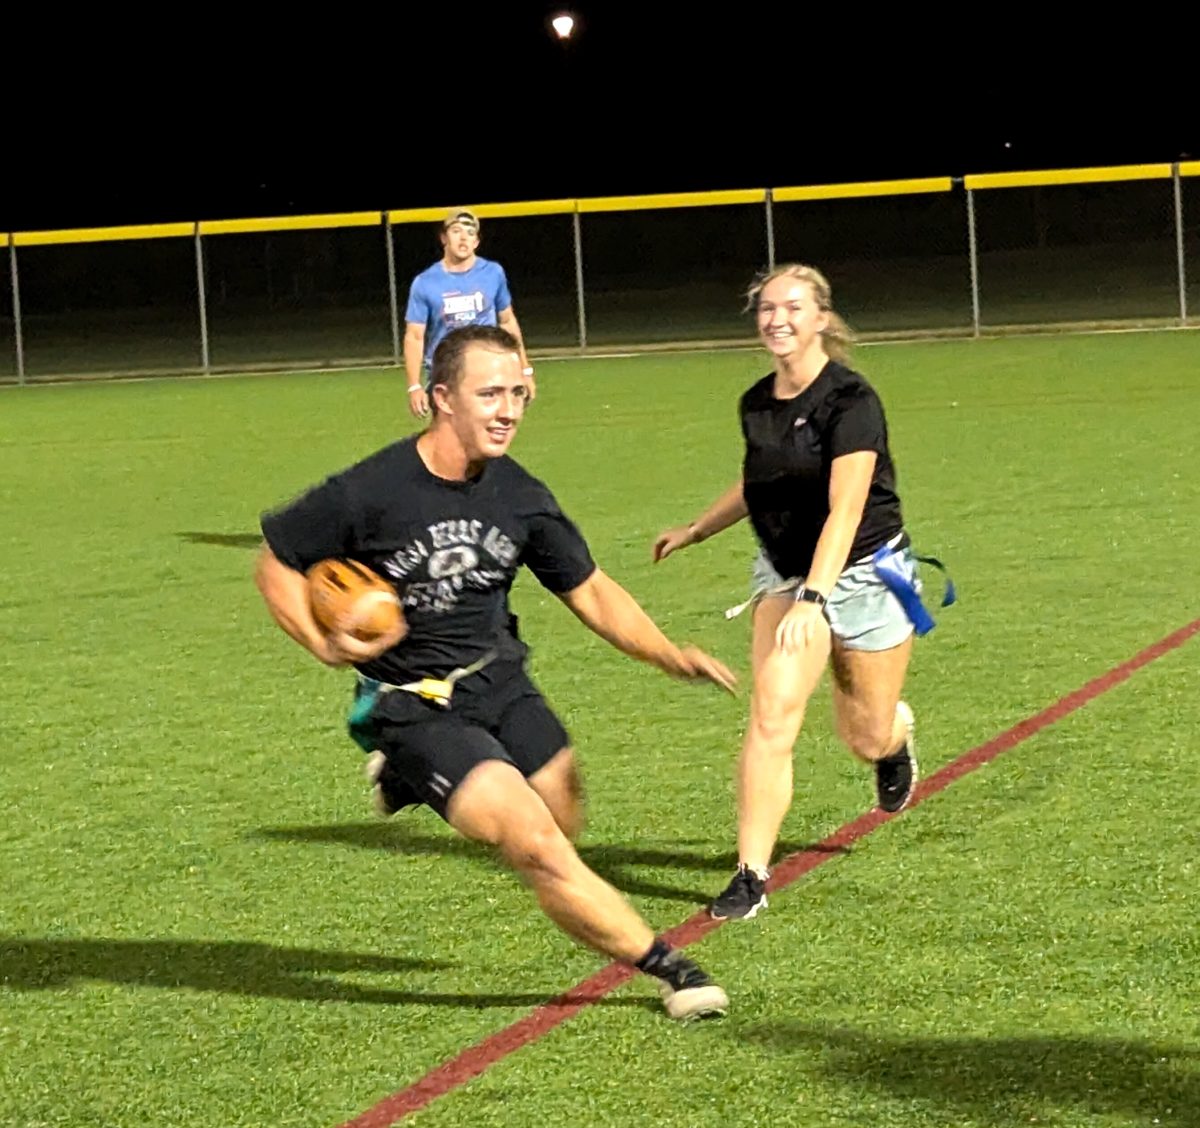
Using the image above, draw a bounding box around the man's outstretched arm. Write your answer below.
[557,568,736,692]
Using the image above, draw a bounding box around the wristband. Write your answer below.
[794,586,827,608]
[407,385,423,393]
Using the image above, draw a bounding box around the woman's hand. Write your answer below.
[652,525,697,562]
[775,600,826,656]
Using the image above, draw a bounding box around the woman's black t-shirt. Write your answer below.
[740,359,903,579]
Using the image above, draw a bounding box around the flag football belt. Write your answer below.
[353,648,498,713]
[347,650,500,753]
[724,533,956,635]
[871,546,956,637]
[348,648,496,753]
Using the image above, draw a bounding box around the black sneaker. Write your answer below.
[875,701,918,814]
[364,751,418,817]
[653,951,729,1021]
[709,863,768,921]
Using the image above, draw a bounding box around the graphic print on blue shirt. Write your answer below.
[405,258,513,368]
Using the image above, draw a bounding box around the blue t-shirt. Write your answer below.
[405,257,513,369]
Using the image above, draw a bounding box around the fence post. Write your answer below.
[9,240,25,384]
[384,213,402,366]
[194,223,211,373]
[966,185,981,338]
[1173,162,1187,326]
[572,205,587,353]
[765,188,776,271]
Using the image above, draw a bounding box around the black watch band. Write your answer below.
[794,586,827,608]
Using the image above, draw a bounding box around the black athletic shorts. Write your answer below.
[353,664,570,821]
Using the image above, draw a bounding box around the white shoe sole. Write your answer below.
[892,701,919,812]
[364,751,386,783]
[364,752,395,818]
[709,893,767,922]
[897,700,916,751]
[660,981,729,1022]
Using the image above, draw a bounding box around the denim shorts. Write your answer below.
[750,544,917,652]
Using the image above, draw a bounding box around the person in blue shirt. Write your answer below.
[404,208,535,418]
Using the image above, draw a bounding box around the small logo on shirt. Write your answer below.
[428,545,480,579]
[793,416,808,428]
[442,292,485,321]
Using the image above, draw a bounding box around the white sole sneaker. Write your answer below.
[710,892,768,922]
[364,751,393,818]
[891,700,919,811]
[659,981,730,1022]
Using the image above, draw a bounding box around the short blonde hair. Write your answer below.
[745,263,854,363]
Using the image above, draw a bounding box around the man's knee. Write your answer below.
[449,759,543,846]
[554,786,586,843]
[535,751,586,840]
[497,815,577,883]
[451,763,579,879]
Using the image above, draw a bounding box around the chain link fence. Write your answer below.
[3,164,1196,385]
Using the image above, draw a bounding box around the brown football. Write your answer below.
[307,559,405,642]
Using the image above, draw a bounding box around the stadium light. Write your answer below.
[551,13,575,39]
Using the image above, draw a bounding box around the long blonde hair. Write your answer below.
[745,263,854,363]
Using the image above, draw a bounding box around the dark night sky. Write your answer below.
[5,6,1194,231]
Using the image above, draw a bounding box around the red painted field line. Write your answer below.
[340,616,1200,1128]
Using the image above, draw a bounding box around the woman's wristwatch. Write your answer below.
[793,586,827,608]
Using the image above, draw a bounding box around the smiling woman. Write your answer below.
[653,262,935,922]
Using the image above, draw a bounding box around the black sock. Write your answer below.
[635,938,674,977]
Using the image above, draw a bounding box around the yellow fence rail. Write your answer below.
[774,177,953,202]
[13,222,195,247]
[198,213,382,236]
[3,165,1196,245]
[963,163,1175,191]
[2,162,1196,383]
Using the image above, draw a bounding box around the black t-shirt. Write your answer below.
[740,359,903,579]
[260,437,596,683]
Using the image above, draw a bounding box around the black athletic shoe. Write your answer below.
[709,864,768,921]
[875,701,918,814]
[653,951,729,1021]
[364,751,418,817]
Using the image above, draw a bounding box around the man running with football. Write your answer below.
[255,324,735,1022]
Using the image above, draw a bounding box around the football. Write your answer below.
[307,558,405,642]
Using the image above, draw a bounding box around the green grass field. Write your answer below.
[2,332,1198,1127]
